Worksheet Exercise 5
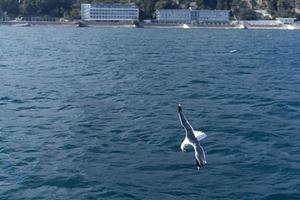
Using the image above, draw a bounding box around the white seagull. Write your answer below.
[178,104,207,169]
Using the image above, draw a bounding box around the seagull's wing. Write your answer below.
[194,143,207,166]
[194,131,207,141]
[178,106,194,134]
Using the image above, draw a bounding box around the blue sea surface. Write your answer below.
[0,26,300,199]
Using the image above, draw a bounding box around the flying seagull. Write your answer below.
[178,104,207,169]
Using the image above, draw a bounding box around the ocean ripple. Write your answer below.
[0,27,299,199]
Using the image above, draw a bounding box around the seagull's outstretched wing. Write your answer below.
[178,104,194,134]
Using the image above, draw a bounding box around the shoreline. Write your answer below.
[1,21,299,30]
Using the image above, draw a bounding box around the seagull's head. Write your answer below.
[196,158,206,169]
[195,153,207,168]
[178,104,182,112]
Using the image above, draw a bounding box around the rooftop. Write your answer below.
[89,3,138,9]
[158,9,229,12]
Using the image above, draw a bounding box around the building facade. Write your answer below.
[81,3,139,21]
[156,9,191,23]
[191,10,229,22]
[276,18,296,24]
[157,9,229,23]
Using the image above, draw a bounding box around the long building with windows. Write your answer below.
[157,9,229,23]
[156,9,191,23]
[81,3,139,22]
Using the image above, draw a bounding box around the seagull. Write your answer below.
[178,104,207,169]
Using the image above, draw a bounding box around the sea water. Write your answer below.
[0,27,299,199]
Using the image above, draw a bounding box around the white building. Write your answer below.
[156,9,191,23]
[81,3,139,21]
[191,10,229,22]
[276,18,296,24]
[157,9,229,23]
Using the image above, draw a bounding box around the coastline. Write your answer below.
[1,21,299,30]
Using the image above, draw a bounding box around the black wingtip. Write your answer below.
[196,160,202,168]
[178,104,182,112]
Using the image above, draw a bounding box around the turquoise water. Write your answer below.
[0,27,300,199]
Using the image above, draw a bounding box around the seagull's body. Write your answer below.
[178,104,207,168]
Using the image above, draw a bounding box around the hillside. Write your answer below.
[0,0,299,20]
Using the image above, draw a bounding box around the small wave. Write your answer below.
[15,106,49,111]
[189,80,210,84]
[11,99,26,104]
[59,144,79,150]
[57,104,73,111]
[262,193,300,200]
[44,175,88,189]
[30,96,48,100]
[81,72,98,77]
[0,97,10,101]
[0,97,25,105]
[0,64,9,68]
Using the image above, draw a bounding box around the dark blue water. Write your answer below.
[0,27,300,199]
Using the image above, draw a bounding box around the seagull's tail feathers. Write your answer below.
[194,131,207,141]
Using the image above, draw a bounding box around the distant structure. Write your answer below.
[157,9,229,24]
[22,17,58,22]
[276,18,296,24]
[81,3,139,22]
[157,9,191,23]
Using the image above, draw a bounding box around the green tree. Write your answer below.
[0,0,19,16]
[196,0,204,8]
[0,0,297,20]
[232,0,257,20]
[216,0,224,9]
